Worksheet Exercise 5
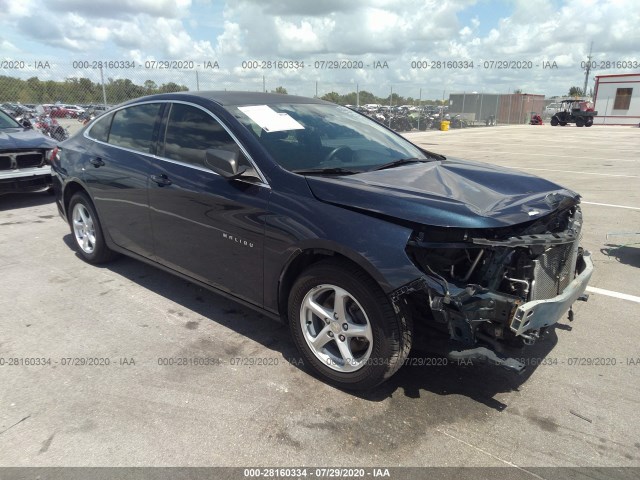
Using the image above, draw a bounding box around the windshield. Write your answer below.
[229,103,428,172]
[0,109,20,129]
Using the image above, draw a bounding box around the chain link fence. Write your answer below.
[1,63,548,126]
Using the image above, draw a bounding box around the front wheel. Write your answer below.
[68,192,117,264]
[550,116,559,126]
[288,260,412,390]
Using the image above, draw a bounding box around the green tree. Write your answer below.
[158,82,187,94]
[271,86,288,94]
[568,86,584,96]
[357,90,377,105]
[320,91,341,104]
[144,80,158,93]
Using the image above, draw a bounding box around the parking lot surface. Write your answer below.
[1,124,639,469]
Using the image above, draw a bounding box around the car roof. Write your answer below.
[136,91,331,107]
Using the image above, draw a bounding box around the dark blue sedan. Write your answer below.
[51,92,593,389]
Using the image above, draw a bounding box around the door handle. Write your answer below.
[89,157,105,167]
[150,174,172,186]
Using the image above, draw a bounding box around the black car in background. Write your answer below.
[51,92,593,390]
[0,107,57,194]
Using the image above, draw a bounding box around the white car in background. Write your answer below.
[62,105,86,116]
[544,103,562,116]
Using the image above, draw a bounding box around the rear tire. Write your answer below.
[576,117,585,127]
[288,259,412,390]
[585,118,593,127]
[68,192,117,264]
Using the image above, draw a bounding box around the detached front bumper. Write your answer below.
[511,251,593,336]
[396,249,594,374]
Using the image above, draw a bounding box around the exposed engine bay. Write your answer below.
[398,205,593,372]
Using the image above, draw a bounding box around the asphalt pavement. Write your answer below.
[0,124,638,472]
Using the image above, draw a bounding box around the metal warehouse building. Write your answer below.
[593,73,640,125]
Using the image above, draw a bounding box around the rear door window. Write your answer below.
[108,103,162,154]
[87,112,113,142]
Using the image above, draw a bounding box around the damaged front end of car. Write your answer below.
[396,203,593,373]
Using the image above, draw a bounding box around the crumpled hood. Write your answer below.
[305,159,580,228]
[0,128,57,150]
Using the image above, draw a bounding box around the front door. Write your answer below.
[147,102,268,306]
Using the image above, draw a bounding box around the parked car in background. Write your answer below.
[544,103,562,117]
[49,106,73,118]
[0,107,57,194]
[62,105,86,117]
[1,103,36,118]
[88,105,111,115]
[51,91,593,390]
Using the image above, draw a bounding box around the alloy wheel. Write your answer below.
[299,284,374,373]
[72,203,96,254]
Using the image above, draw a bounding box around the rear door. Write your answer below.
[147,102,269,306]
[84,102,163,258]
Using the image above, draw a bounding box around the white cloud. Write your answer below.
[274,18,325,53]
[1,0,35,17]
[47,0,192,19]
[0,0,638,99]
[0,38,19,53]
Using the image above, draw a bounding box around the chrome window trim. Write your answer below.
[83,99,270,188]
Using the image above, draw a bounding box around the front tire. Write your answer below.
[550,116,559,126]
[68,192,117,264]
[288,259,412,390]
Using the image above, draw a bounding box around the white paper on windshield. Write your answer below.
[238,105,304,133]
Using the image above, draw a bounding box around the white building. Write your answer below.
[593,73,640,125]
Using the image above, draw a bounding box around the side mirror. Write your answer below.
[205,147,247,179]
[21,119,33,129]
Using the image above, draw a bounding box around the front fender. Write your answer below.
[263,191,425,312]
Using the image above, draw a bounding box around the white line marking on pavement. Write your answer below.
[433,148,639,161]
[586,287,640,303]
[436,429,546,479]
[582,202,640,211]
[504,167,638,178]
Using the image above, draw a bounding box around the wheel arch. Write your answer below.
[276,245,393,324]
[62,179,89,220]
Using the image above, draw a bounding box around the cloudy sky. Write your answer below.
[1,0,638,99]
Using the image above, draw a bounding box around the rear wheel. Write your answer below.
[585,117,593,127]
[68,192,117,264]
[576,117,585,127]
[288,259,412,390]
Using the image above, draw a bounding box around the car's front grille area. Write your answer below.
[0,150,46,171]
[0,155,11,170]
[17,152,45,169]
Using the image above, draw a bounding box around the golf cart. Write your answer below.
[550,99,597,127]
